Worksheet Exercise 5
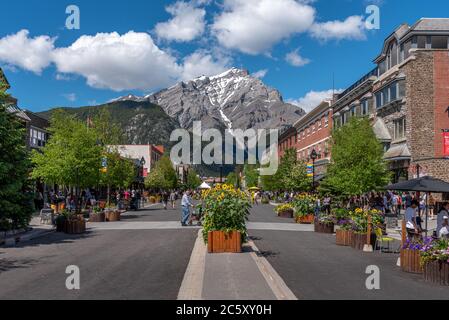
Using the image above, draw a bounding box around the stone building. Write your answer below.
[373,18,449,182]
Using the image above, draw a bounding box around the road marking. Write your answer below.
[88,221,313,232]
[247,240,298,300]
[178,230,206,300]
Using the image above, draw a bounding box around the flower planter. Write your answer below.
[336,229,352,246]
[314,221,334,234]
[63,220,86,234]
[351,233,377,251]
[278,209,294,219]
[105,210,121,222]
[423,261,449,286]
[400,249,423,274]
[89,212,106,222]
[296,214,315,224]
[208,231,242,253]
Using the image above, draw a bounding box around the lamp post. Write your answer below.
[310,149,318,192]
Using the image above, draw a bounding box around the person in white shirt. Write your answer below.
[181,190,194,226]
[439,216,449,238]
[405,200,419,238]
[437,203,449,238]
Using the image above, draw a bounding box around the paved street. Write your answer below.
[1,202,449,300]
[249,205,449,300]
[0,207,197,299]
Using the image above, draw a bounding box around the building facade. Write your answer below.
[278,126,297,159]
[113,144,165,177]
[373,18,449,182]
[294,100,333,178]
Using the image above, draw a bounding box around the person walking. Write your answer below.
[162,191,169,210]
[405,200,420,239]
[437,203,449,238]
[181,190,194,226]
[170,190,176,209]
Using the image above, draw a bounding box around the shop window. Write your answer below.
[394,117,406,140]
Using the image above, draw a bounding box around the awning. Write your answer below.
[384,143,411,161]
[373,118,392,142]
[199,182,211,190]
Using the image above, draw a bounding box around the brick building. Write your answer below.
[278,126,297,159]
[373,18,449,182]
[294,100,333,178]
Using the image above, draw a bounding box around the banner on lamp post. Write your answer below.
[443,130,449,158]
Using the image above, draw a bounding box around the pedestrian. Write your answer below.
[428,194,435,219]
[437,203,449,238]
[439,216,449,239]
[181,190,194,226]
[170,190,176,209]
[405,200,420,239]
[162,191,169,210]
[323,195,331,215]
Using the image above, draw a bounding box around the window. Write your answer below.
[394,117,406,140]
[361,99,369,116]
[390,82,397,101]
[324,117,329,127]
[432,36,448,49]
[351,106,357,117]
[417,36,426,49]
[375,92,382,109]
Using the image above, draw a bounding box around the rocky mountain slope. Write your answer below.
[116,68,305,131]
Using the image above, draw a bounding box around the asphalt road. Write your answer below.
[0,226,197,299]
[250,229,449,300]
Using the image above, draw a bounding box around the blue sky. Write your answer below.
[1,0,449,112]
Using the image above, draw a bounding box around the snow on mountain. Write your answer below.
[118,68,305,131]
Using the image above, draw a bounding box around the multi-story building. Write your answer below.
[278,126,297,159]
[294,100,333,178]
[113,144,165,178]
[372,18,449,182]
[25,111,50,150]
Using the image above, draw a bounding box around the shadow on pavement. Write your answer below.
[6,231,96,249]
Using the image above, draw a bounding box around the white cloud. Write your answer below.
[181,50,230,80]
[62,93,77,102]
[310,16,367,41]
[252,69,268,79]
[285,48,310,67]
[288,89,342,113]
[212,0,315,55]
[52,31,182,91]
[0,30,54,74]
[155,1,206,42]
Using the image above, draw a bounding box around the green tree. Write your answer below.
[145,156,177,190]
[92,108,124,145]
[226,172,238,187]
[320,117,391,197]
[100,150,136,205]
[244,164,259,188]
[31,111,103,209]
[186,169,202,190]
[0,86,33,231]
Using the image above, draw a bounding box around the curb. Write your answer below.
[2,228,55,247]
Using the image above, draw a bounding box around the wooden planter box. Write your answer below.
[314,221,334,234]
[423,261,449,286]
[336,229,353,246]
[296,214,315,224]
[277,209,294,219]
[401,249,423,274]
[105,211,121,222]
[63,220,86,234]
[208,231,242,253]
[89,212,105,222]
[351,233,377,250]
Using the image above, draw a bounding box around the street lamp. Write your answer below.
[310,149,318,192]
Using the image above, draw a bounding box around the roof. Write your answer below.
[7,105,31,122]
[293,100,331,130]
[25,110,50,130]
[383,143,411,161]
[413,18,449,31]
[0,67,10,90]
[373,118,392,142]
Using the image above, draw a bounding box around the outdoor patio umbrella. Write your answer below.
[385,176,449,235]
[198,182,211,190]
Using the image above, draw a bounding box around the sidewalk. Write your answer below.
[1,217,54,247]
[178,230,297,300]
